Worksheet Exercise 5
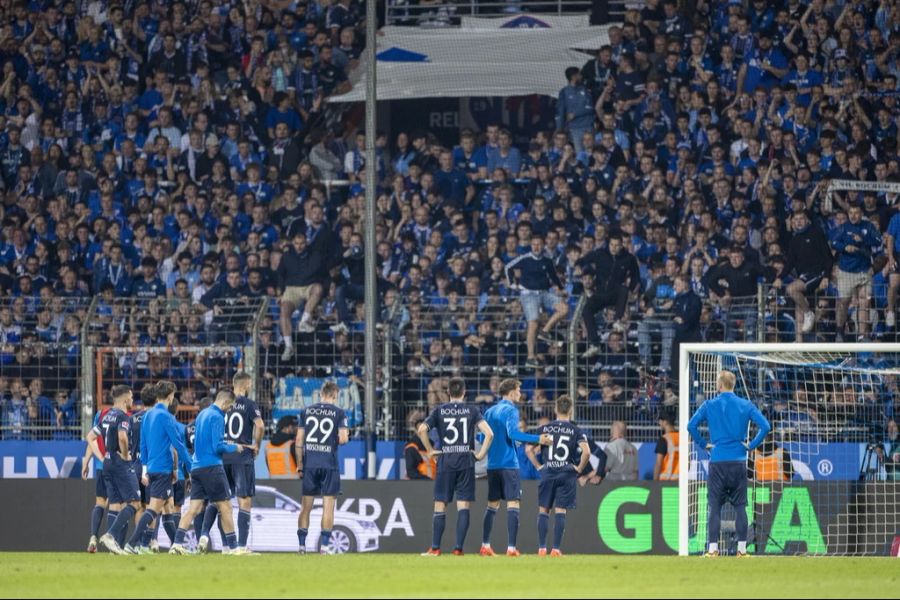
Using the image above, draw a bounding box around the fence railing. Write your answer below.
[80,296,268,434]
[0,296,92,440]
[761,281,891,344]
[23,279,895,445]
[382,289,764,442]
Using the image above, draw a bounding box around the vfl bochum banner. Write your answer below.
[0,441,876,480]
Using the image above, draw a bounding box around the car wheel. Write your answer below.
[328,526,357,554]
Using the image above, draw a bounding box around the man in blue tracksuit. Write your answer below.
[687,370,771,557]
[830,203,882,340]
[555,66,595,153]
[170,389,250,555]
[480,378,551,556]
[126,381,191,553]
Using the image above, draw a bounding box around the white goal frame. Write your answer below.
[678,342,900,556]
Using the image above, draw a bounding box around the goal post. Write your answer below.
[679,343,900,557]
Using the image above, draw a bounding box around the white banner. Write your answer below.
[330,25,610,102]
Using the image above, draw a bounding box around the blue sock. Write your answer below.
[128,509,157,548]
[193,511,204,539]
[431,512,446,551]
[141,520,155,547]
[238,510,251,548]
[90,506,104,537]
[109,505,136,545]
[217,515,226,543]
[455,509,470,551]
[163,514,177,543]
[174,528,187,545]
[200,504,218,537]
[507,508,519,550]
[537,513,549,550]
[553,513,566,550]
[482,507,497,545]
[297,528,308,550]
[224,531,237,551]
[106,510,119,533]
[321,530,332,549]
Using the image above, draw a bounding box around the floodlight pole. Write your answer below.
[363,0,378,480]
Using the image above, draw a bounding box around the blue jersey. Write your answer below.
[536,420,588,476]
[92,407,132,466]
[300,403,347,471]
[140,403,191,475]
[425,403,483,471]
[129,408,146,462]
[484,399,541,470]
[687,391,772,462]
[191,404,238,470]
[185,419,197,454]
[224,396,262,464]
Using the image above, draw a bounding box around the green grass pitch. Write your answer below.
[0,553,895,598]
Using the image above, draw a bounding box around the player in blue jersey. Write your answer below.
[524,395,590,556]
[417,377,494,556]
[170,389,254,555]
[688,370,771,557]
[186,396,212,541]
[163,398,189,548]
[91,385,140,555]
[125,381,191,554]
[82,405,111,553]
[295,381,349,554]
[219,372,265,552]
[480,378,552,557]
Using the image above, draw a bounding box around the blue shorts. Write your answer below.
[94,469,108,499]
[106,462,140,504]
[538,472,578,510]
[147,472,174,501]
[226,462,256,498]
[708,461,748,508]
[520,289,560,322]
[173,480,186,506]
[487,469,521,502]
[190,465,232,503]
[302,467,340,497]
[434,467,475,503]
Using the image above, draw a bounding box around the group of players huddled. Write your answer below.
[81,373,602,557]
[81,375,348,556]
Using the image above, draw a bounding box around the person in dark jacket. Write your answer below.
[331,231,366,334]
[670,274,702,379]
[277,231,325,360]
[708,246,763,342]
[267,122,303,180]
[578,233,641,357]
[784,210,833,338]
[200,269,250,344]
[504,234,568,369]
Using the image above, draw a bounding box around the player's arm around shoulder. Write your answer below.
[524,439,543,472]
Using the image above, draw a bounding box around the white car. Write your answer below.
[157,485,380,553]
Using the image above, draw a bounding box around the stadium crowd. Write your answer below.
[0,0,899,441]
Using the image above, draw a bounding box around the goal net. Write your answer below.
[679,343,900,556]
